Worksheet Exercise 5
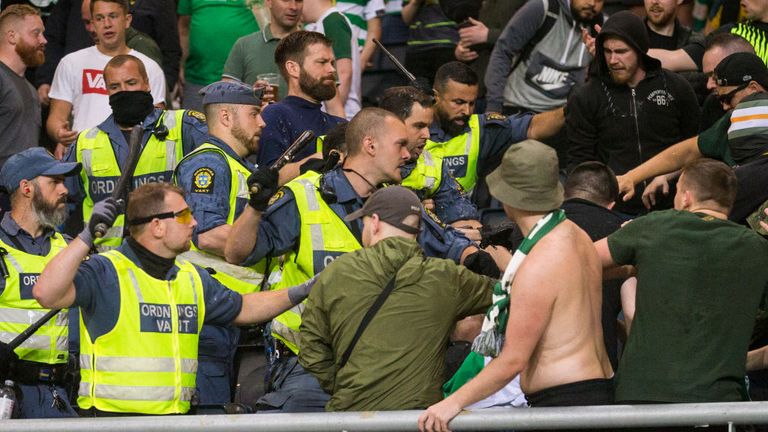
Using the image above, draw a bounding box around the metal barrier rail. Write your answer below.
[5,401,768,431]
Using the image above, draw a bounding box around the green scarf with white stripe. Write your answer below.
[444,209,566,395]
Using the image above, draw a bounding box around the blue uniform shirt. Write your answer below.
[257,96,346,167]
[242,166,473,267]
[429,112,532,180]
[175,136,255,247]
[73,241,243,343]
[64,108,209,206]
[0,215,79,418]
[400,159,479,224]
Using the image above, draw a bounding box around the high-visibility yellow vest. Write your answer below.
[0,234,69,364]
[269,171,360,353]
[76,110,187,249]
[400,147,443,198]
[175,143,264,294]
[425,114,481,192]
[78,250,205,415]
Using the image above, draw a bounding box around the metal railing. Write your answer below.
[4,401,768,431]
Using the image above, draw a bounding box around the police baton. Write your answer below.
[373,39,433,95]
[250,130,316,194]
[94,124,144,238]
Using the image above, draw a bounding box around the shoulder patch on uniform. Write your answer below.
[268,189,285,206]
[485,112,507,122]
[187,110,206,122]
[192,167,215,194]
[425,208,444,227]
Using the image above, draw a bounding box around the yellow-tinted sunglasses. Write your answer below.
[128,207,193,226]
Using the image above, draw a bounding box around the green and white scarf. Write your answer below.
[444,209,566,396]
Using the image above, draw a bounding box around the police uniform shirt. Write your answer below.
[63,108,209,205]
[72,242,243,343]
[240,166,474,268]
[174,136,254,247]
[400,159,479,224]
[429,112,532,180]
[257,96,347,167]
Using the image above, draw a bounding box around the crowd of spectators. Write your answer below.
[1,0,768,429]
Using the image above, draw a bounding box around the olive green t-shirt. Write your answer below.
[608,209,768,402]
[222,26,288,100]
[178,0,259,85]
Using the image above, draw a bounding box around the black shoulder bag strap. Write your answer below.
[510,0,560,73]
[338,273,398,369]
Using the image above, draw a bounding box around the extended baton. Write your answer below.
[94,124,144,238]
[373,38,417,85]
[250,130,316,194]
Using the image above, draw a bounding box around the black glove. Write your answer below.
[463,249,500,279]
[479,221,518,250]
[247,167,279,211]
[299,158,325,175]
[79,198,120,246]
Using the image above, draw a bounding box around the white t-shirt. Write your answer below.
[334,0,385,49]
[49,46,166,133]
[311,7,361,120]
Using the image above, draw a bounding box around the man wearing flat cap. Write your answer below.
[0,148,81,418]
[618,52,768,223]
[64,54,209,250]
[420,140,613,432]
[173,80,267,406]
[300,186,495,411]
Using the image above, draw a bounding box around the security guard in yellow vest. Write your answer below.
[0,148,82,418]
[225,108,498,412]
[173,81,267,405]
[63,55,208,250]
[427,62,564,198]
[379,86,480,236]
[32,182,316,416]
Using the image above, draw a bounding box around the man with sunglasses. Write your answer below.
[173,80,267,407]
[32,183,315,416]
[617,52,768,223]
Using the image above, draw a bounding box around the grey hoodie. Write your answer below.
[485,0,596,113]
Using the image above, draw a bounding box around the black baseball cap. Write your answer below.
[345,186,422,234]
[715,52,768,89]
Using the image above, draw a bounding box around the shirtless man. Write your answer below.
[418,140,613,432]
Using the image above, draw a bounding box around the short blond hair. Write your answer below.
[0,4,40,33]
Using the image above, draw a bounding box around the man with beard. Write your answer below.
[427,61,565,207]
[379,86,480,230]
[257,31,347,184]
[0,147,82,418]
[566,11,700,216]
[173,81,266,406]
[63,54,208,249]
[225,108,499,412]
[32,183,316,416]
[484,0,604,115]
[644,0,698,50]
[0,5,46,179]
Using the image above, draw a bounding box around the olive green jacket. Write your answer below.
[299,236,493,411]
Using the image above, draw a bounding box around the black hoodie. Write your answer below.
[565,11,701,215]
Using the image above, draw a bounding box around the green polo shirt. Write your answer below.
[222,25,288,100]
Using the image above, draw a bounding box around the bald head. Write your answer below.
[345,107,403,157]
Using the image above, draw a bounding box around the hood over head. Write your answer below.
[593,11,661,79]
